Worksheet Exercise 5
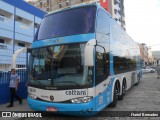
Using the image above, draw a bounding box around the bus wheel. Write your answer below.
[134,74,140,86]
[109,85,117,107]
[118,82,126,100]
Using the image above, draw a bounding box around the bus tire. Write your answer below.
[134,74,140,86]
[118,81,126,100]
[109,85,117,107]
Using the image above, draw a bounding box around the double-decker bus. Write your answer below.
[27,3,141,116]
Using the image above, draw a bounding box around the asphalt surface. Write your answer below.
[0,72,160,120]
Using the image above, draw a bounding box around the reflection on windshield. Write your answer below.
[29,44,93,88]
[36,6,96,40]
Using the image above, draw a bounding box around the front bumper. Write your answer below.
[27,97,97,116]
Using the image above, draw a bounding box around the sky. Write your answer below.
[24,0,160,51]
[124,0,160,51]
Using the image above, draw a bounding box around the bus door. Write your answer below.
[95,46,108,111]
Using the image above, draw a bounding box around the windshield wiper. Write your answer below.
[29,80,42,86]
[55,81,82,88]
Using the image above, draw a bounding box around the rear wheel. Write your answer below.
[118,81,126,100]
[135,74,140,86]
[109,84,117,107]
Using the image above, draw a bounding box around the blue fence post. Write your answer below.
[0,72,10,104]
[26,51,28,82]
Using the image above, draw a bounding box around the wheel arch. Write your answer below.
[111,78,120,102]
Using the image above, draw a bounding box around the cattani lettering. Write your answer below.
[65,90,87,95]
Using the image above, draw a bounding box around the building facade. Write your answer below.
[147,47,153,65]
[139,43,149,67]
[152,51,160,66]
[108,0,125,30]
[0,0,46,71]
[26,0,126,30]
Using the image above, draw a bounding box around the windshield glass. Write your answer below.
[36,6,96,40]
[29,43,94,88]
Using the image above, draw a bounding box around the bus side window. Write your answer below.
[105,53,110,76]
[96,46,107,85]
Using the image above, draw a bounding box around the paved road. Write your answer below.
[105,72,160,111]
[0,72,160,120]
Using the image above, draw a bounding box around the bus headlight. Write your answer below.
[71,96,93,103]
[28,93,37,100]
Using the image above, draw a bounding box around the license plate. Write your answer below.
[46,107,58,112]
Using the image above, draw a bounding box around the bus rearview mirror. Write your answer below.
[84,45,94,66]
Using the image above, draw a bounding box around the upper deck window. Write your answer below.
[36,6,96,40]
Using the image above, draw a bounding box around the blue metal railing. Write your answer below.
[0,49,29,104]
[0,70,28,104]
[0,72,9,84]
[0,70,27,84]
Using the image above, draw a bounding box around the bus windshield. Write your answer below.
[36,6,96,40]
[29,43,94,88]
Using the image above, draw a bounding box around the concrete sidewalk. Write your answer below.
[0,99,33,112]
[0,100,34,120]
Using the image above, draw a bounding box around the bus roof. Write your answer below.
[45,2,99,17]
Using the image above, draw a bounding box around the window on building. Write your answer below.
[0,39,4,43]
[114,9,117,14]
[17,65,25,68]
[47,8,50,12]
[38,0,42,6]
[66,1,70,6]
[114,18,118,21]
[119,3,121,8]
[16,16,22,21]
[0,45,7,49]
[18,43,25,47]
[57,0,61,4]
[0,14,4,21]
[114,0,118,4]
[59,3,62,8]
[35,23,39,28]
[118,10,121,15]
